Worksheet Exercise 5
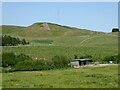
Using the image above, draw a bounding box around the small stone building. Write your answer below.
[70,59,92,68]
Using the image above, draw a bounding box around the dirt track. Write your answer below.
[86,64,118,67]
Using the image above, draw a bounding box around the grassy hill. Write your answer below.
[2,22,105,38]
[1,22,118,88]
[1,22,109,46]
[2,22,118,61]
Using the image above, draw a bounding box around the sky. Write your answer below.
[2,2,118,32]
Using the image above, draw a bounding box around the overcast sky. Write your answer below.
[2,2,118,32]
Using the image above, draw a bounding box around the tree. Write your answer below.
[112,28,119,32]
[21,39,27,45]
[74,55,78,59]
[2,35,29,46]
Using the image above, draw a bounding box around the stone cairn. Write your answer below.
[43,22,50,30]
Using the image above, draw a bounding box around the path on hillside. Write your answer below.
[80,33,118,46]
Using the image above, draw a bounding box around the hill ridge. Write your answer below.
[2,22,106,38]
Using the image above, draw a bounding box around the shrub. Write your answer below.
[2,53,70,71]
[21,39,29,45]
[16,53,32,62]
[34,60,53,70]
[14,60,34,71]
[79,55,92,59]
[2,52,32,68]
[14,60,52,71]
[74,55,78,59]
[51,55,69,68]
[118,55,120,64]
[0,54,2,67]
[103,55,118,63]
[2,67,13,73]
[112,28,119,32]
[2,52,16,67]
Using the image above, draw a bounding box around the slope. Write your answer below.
[2,22,104,38]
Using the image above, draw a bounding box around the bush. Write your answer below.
[14,55,70,71]
[2,67,13,73]
[2,52,32,67]
[118,55,120,64]
[2,53,70,71]
[74,55,78,59]
[2,52,16,67]
[51,55,69,68]
[16,53,32,62]
[21,39,29,45]
[14,60,52,71]
[103,55,118,63]
[0,54,2,67]
[14,60,34,71]
[112,28,119,32]
[79,55,92,59]
[35,60,53,70]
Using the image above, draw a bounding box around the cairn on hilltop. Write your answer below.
[43,22,50,30]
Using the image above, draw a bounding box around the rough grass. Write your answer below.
[1,23,119,88]
[2,30,118,61]
[2,22,104,38]
[2,45,117,61]
[2,35,118,61]
[2,65,118,88]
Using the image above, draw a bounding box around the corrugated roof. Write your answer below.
[72,58,92,61]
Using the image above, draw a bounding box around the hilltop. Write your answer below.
[2,22,105,38]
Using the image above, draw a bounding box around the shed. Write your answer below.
[70,58,92,67]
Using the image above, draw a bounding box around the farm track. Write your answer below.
[84,64,118,67]
[80,33,118,45]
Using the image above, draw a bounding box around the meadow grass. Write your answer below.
[2,22,106,38]
[2,33,118,61]
[2,65,118,88]
[2,42,118,62]
[2,23,118,60]
[1,23,119,88]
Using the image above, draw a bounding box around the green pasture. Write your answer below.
[2,33,118,61]
[2,65,118,88]
[2,44,117,61]
[2,23,105,38]
[1,23,119,88]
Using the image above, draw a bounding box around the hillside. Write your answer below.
[2,22,105,38]
[2,22,118,60]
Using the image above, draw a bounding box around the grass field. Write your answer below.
[2,45,118,62]
[2,33,118,61]
[1,22,119,88]
[2,65,118,88]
